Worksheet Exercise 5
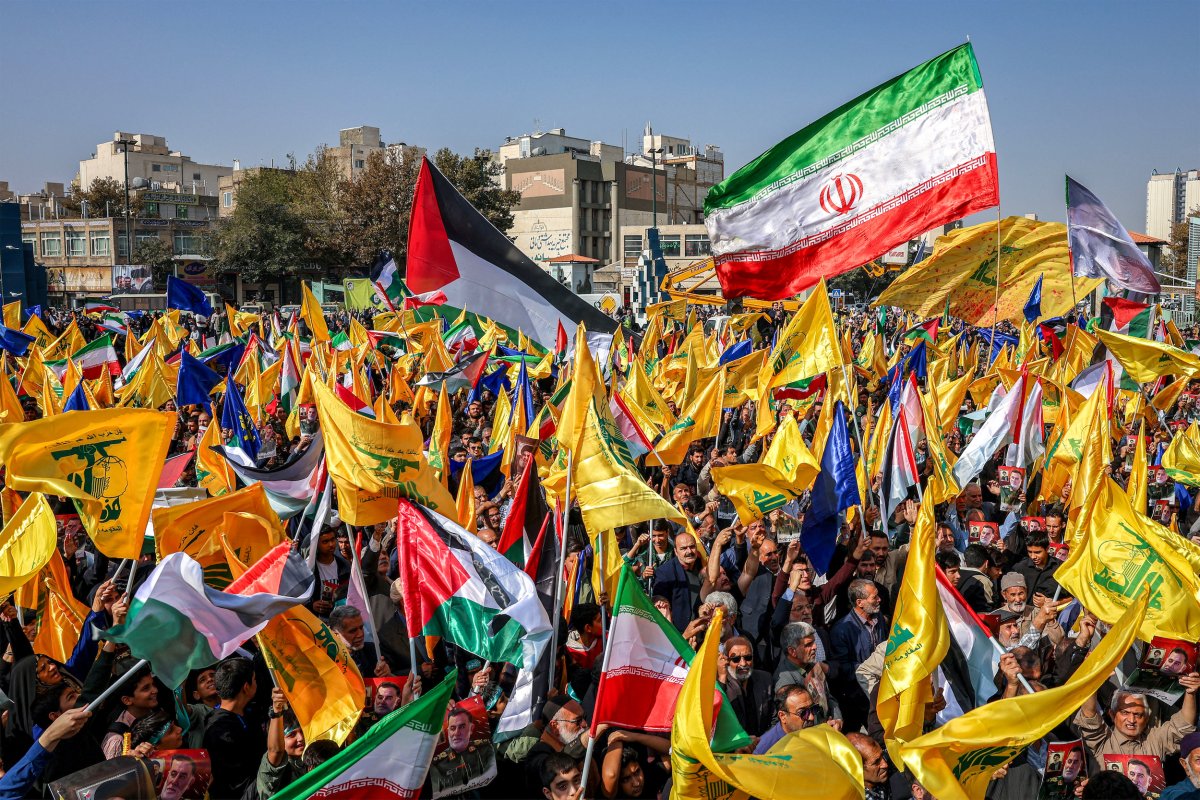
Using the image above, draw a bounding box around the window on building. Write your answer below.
[591,182,599,204]
[21,233,36,254]
[192,173,201,181]
[658,234,681,257]
[91,231,110,256]
[144,202,159,218]
[173,232,201,256]
[152,164,161,172]
[623,235,642,258]
[117,234,129,257]
[222,191,233,208]
[41,232,61,257]
[175,205,188,219]
[354,160,365,169]
[135,233,160,249]
[684,234,711,257]
[65,229,86,257]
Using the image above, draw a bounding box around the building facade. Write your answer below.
[620,223,717,308]
[1147,169,1200,241]
[78,133,231,197]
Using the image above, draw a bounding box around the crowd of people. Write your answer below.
[1,289,1200,800]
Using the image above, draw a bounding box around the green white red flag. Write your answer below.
[705,43,998,300]
[270,671,456,800]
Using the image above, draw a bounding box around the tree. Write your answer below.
[62,177,142,219]
[431,148,521,234]
[292,147,351,270]
[131,236,176,290]
[336,147,423,267]
[210,168,311,285]
[1162,208,1198,279]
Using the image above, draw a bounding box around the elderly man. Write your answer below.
[774,621,841,722]
[1073,677,1200,763]
[330,606,390,678]
[1161,730,1200,799]
[830,579,889,732]
[723,636,775,737]
[753,685,825,754]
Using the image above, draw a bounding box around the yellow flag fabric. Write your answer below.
[762,415,820,490]
[898,590,1148,800]
[876,217,1102,326]
[153,483,279,588]
[23,314,53,349]
[1164,423,1200,485]
[456,460,477,531]
[670,605,864,800]
[15,550,88,664]
[0,409,174,559]
[0,363,24,422]
[878,499,949,762]
[711,463,802,525]
[1127,423,1149,512]
[195,413,235,496]
[574,396,683,532]
[1056,477,1200,641]
[654,370,724,465]
[312,379,455,525]
[301,283,330,342]
[220,513,287,572]
[427,383,452,482]
[0,494,57,597]
[722,349,766,409]
[622,356,674,436]
[1096,328,1200,384]
[1151,376,1190,414]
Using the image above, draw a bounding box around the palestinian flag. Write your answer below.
[45,334,121,379]
[370,255,407,310]
[1103,296,1152,338]
[609,390,654,461]
[397,500,551,738]
[413,350,488,394]
[105,544,314,688]
[334,383,375,418]
[935,567,1000,720]
[880,407,920,519]
[216,430,327,519]
[704,43,998,300]
[443,320,479,354]
[497,457,552,568]
[591,566,750,751]
[278,343,300,414]
[271,671,456,800]
[405,157,616,351]
[904,318,940,344]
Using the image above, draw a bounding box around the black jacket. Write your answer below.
[725,669,776,737]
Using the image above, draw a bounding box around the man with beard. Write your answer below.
[830,579,889,733]
[522,699,589,796]
[722,636,774,736]
[1161,731,1200,798]
[753,685,825,754]
[1074,684,1200,763]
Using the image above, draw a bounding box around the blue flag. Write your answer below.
[177,350,223,407]
[718,339,752,366]
[166,276,214,317]
[886,363,903,412]
[0,325,36,357]
[199,342,246,375]
[513,359,534,432]
[450,448,505,499]
[468,367,511,405]
[1023,274,1043,323]
[25,305,41,322]
[903,341,927,380]
[801,401,860,575]
[62,382,90,412]
[221,375,260,460]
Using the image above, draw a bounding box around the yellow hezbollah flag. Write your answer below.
[670,605,864,800]
[14,549,88,664]
[1056,476,1200,641]
[621,355,674,436]
[711,463,801,524]
[456,459,477,530]
[313,379,455,525]
[762,414,820,489]
[654,370,724,465]
[224,546,364,746]
[195,413,235,496]
[898,590,1147,800]
[0,409,173,559]
[0,362,23,423]
[1127,421,1149,512]
[877,217,1101,326]
[722,348,766,408]
[878,499,949,762]
[1096,328,1200,384]
[0,494,58,597]
[1164,423,1200,485]
[301,282,331,342]
[153,482,279,588]
[427,382,453,482]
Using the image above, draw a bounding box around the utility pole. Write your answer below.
[649,147,663,230]
[115,137,135,267]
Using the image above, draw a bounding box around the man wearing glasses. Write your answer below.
[722,637,774,736]
[753,685,823,754]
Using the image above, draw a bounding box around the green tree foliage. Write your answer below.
[431,148,521,234]
[210,167,313,285]
[63,177,142,219]
[337,147,423,266]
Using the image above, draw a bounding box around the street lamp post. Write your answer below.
[115,137,135,266]
[648,147,664,230]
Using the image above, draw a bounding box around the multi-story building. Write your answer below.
[78,132,231,197]
[1147,169,1200,241]
[499,126,723,282]
[620,223,717,308]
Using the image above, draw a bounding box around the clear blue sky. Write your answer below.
[3,0,1197,231]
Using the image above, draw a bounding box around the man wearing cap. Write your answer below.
[1073,682,1200,764]
[1162,731,1200,799]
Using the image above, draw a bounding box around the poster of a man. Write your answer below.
[429,701,497,798]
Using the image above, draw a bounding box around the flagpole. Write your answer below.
[990,206,1003,343]
[408,637,421,698]
[86,658,150,711]
[548,453,573,683]
[578,568,626,797]
[352,530,381,654]
[987,636,1034,695]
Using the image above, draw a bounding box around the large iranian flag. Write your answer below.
[705,43,998,300]
[45,334,121,379]
[590,566,750,752]
[397,500,552,739]
[271,672,456,800]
